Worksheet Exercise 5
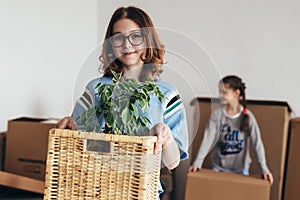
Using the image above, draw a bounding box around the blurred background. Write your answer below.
[1,0,299,134]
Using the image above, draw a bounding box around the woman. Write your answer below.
[56,6,189,197]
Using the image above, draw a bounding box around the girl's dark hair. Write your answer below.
[100,6,165,81]
[220,75,249,133]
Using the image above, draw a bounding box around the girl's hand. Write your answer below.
[149,123,180,170]
[189,165,199,172]
[263,172,274,186]
[55,116,77,130]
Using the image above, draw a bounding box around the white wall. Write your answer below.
[97,1,300,142]
[1,0,300,133]
[0,0,98,131]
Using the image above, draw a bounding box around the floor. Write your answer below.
[0,186,43,200]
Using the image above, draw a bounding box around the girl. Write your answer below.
[189,75,273,185]
[56,6,189,198]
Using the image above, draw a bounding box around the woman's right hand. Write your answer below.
[55,116,77,130]
[189,165,199,172]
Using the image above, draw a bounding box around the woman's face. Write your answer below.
[111,18,146,70]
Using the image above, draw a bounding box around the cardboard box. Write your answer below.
[283,118,300,200]
[0,170,44,194]
[4,117,57,180]
[190,97,291,200]
[0,132,6,170]
[185,169,270,200]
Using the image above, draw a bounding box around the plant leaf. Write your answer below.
[121,107,131,124]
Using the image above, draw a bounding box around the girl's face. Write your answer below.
[111,18,146,70]
[218,83,240,105]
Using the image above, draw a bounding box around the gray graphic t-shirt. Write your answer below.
[193,106,270,174]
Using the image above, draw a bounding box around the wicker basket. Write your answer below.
[44,128,161,200]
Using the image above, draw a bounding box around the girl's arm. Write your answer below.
[190,112,220,171]
[249,112,273,185]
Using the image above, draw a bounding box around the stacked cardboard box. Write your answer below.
[190,97,291,200]
[0,132,6,170]
[185,169,270,200]
[4,117,56,180]
[283,118,300,200]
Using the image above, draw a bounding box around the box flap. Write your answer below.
[9,117,58,124]
[0,171,44,194]
[193,97,293,112]
[10,117,49,123]
[189,169,269,186]
[291,117,300,123]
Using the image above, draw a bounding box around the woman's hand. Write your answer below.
[263,172,274,186]
[55,116,77,130]
[149,123,180,170]
[188,165,199,172]
[149,123,173,153]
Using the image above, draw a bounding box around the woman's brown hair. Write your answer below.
[100,6,165,81]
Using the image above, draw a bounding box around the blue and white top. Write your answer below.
[71,76,189,197]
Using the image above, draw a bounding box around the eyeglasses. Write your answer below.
[110,32,144,47]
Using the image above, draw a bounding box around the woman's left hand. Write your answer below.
[149,123,180,170]
[149,123,173,154]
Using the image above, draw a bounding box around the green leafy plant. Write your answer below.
[78,71,165,135]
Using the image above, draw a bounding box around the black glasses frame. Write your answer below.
[109,32,145,47]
